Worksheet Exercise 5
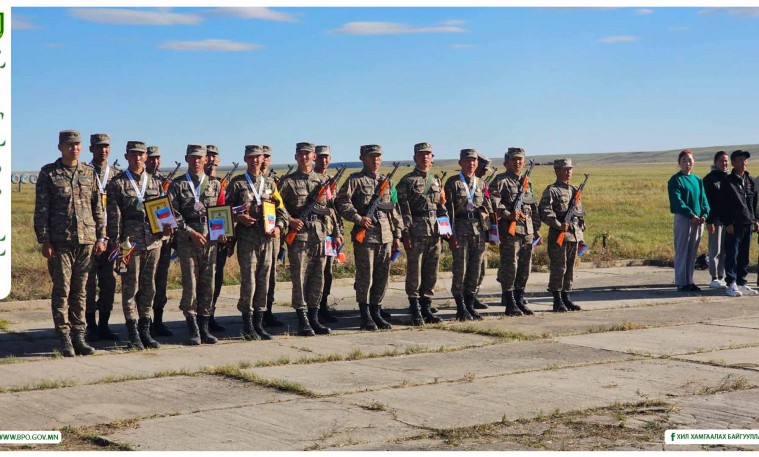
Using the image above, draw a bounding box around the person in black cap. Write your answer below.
[716,150,759,297]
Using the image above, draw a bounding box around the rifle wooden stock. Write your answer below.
[284,168,344,245]
[555,174,589,247]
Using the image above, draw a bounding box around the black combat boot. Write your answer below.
[197,316,218,344]
[319,297,339,323]
[85,312,99,342]
[185,315,201,346]
[370,304,393,329]
[454,295,473,321]
[138,318,161,349]
[253,310,272,340]
[307,307,331,335]
[71,331,96,356]
[263,307,285,328]
[408,297,424,326]
[419,297,442,324]
[126,319,144,350]
[57,331,75,357]
[208,312,226,332]
[503,290,524,316]
[561,291,582,311]
[472,295,489,310]
[97,311,119,340]
[151,308,173,337]
[552,291,568,312]
[513,289,534,315]
[464,294,483,320]
[241,312,260,341]
[296,309,316,337]
[358,303,378,331]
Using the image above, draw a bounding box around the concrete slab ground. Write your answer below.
[675,346,759,370]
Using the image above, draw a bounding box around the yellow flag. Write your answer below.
[271,186,285,209]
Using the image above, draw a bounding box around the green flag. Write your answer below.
[390,183,398,203]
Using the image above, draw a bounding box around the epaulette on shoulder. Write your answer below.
[80,162,94,169]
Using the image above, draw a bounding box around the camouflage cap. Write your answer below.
[59,130,81,144]
[414,142,433,154]
[296,142,316,153]
[262,145,272,156]
[90,133,110,146]
[206,145,219,155]
[460,148,478,160]
[245,145,264,157]
[360,144,382,157]
[477,153,491,165]
[126,141,148,153]
[147,146,161,157]
[316,145,331,156]
[506,147,525,159]
[554,158,573,168]
[186,144,207,157]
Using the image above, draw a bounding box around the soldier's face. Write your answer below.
[362,153,382,172]
[508,156,524,174]
[459,157,478,176]
[146,156,161,174]
[555,167,573,182]
[414,151,433,171]
[58,142,81,162]
[245,154,263,174]
[186,155,207,174]
[315,154,331,171]
[89,144,110,163]
[295,151,315,170]
[261,155,272,172]
[125,150,146,172]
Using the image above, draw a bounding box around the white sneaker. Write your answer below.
[738,285,759,296]
[726,283,743,297]
[709,279,726,289]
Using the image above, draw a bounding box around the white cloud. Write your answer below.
[440,20,465,26]
[206,7,298,22]
[451,44,474,49]
[160,39,263,52]
[332,21,466,35]
[599,35,639,44]
[634,9,653,15]
[699,7,759,17]
[668,26,689,32]
[12,18,37,30]
[71,8,203,26]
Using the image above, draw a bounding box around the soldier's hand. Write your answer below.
[334,237,343,252]
[218,234,228,244]
[402,235,412,250]
[707,223,715,234]
[191,231,208,248]
[289,218,304,232]
[560,222,570,232]
[41,241,55,259]
[93,241,107,256]
[726,224,734,235]
[268,226,281,239]
[162,224,175,237]
[360,216,373,229]
[238,213,255,227]
[392,237,402,253]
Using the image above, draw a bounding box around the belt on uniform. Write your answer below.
[412,211,436,218]
[456,212,477,220]
[304,214,325,222]
[185,216,208,224]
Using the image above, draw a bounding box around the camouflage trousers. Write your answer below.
[354,241,392,305]
[48,243,94,333]
[476,251,487,294]
[288,240,326,310]
[268,236,281,307]
[322,254,334,304]
[176,234,217,317]
[212,243,230,312]
[547,231,577,292]
[451,233,486,297]
[236,233,273,314]
[85,249,116,314]
[152,238,172,312]
[121,248,160,321]
[498,233,535,291]
[405,236,441,299]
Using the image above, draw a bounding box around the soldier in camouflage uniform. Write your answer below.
[489,147,541,316]
[206,144,229,333]
[167,144,225,345]
[472,153,493,311]
[106,141,165,350]
[396,142,445,325]
[335,144,404,330]
[35,130,107,357]
[146,146,174,337]
[226,145,286,340]
[261,146,285,328]
[538,158,585,312]
[444,149,494,321]
[314,145,344,323]
[84,133,119,341]
[277,142,340,336]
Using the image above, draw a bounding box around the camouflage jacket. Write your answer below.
[443,172,493,237]
[34,159,106,245]
[226,172,288,243]
[335,168,403,244]
[91,161,115,206]
[276,169,338,244]
[489,170,541,237]
[167,172,223,238]
[396,168,448,238]
[152,172,168,196]
[538,180,585,243]
[316,169,345,239]
[106,169,163,251]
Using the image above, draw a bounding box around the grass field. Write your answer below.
[6,160,756,302]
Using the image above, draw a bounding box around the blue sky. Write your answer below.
[10,6,759,171]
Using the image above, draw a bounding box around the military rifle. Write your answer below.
[507,160,535,236]
[161,161,183,194]
[111,159,121,172]
[556,173,590,247]
[216,162,240,205]
[484,167,498,184]
[284,165,348,245]
[354,162,401,244]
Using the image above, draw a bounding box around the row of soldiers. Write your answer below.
[34,130,586,356]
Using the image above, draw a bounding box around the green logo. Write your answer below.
[0,13,4,39]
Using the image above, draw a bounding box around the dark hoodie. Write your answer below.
[716,170,758,226]
[703,168,727,224]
